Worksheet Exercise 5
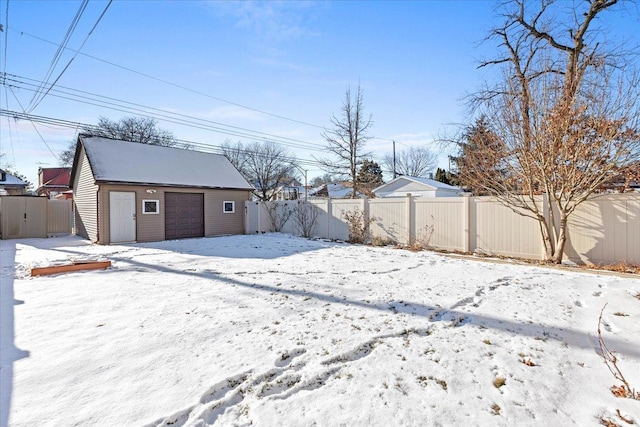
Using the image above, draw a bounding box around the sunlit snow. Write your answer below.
[1,234,639,426]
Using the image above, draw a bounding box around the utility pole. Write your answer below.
[392,140,397,179]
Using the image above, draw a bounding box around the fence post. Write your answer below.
[363,197,369,238]
[326,199,332,239]
[462,194,470,252]
[406,193,413,246]
[244,201,250,234]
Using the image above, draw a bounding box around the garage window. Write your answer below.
[223,201,235,213]
[142,199,159,214]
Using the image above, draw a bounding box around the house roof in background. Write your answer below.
[72,136,254,190]
[0,169,28,187]
[373,176,461,193]
[308,182,364,199]
[39,167,71,187]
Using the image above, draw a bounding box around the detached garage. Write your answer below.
[70,135,254,245]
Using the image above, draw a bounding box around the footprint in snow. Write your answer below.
[275,347,306,367]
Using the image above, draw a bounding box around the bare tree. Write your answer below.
[220,140,250,177]
[382,146,437,178]
[464,0,640,263]
[316,85,373,198]
[90,116,177,147]
[295,201,319,238]
[227,141,296,201]
[60,116,179,166]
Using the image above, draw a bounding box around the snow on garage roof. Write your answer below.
[78,136,254,190]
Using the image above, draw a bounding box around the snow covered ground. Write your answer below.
[1,233,639,426]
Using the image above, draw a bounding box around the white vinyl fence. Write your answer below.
[245,194,640,266]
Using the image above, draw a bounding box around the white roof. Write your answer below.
[0,169,28,186]
[78,136,253,190]
[308,182,363,199]
[373,176,460,193]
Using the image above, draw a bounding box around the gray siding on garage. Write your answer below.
[96,184,251,244]
[204,190,248,236]
[73,147,99,242]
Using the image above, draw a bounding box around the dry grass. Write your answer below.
[490,403,501,416]
[586,262,640,274]
[521,358,536,367]
[598,304,640,401]
[493,377,506,389]
[600,418,621,427]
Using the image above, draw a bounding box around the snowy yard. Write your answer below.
[1,234,639,426]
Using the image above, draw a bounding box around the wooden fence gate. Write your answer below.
[0,196,72,239]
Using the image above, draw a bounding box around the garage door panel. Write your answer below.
[165,192,204,240]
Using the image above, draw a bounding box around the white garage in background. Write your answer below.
[373,176,462,198]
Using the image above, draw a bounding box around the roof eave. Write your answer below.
[95,180,254,191]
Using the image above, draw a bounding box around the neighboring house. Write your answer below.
[37,167,71,198]
[0,169,28,195]
[70,135,254,244]
[373,176,462,198]
[308,182,364,199]
[273,177,306,201]
[251,177,306,201]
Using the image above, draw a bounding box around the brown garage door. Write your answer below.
[165,192,204,240]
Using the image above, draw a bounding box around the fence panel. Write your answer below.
[47,199,72,234]
[564,194,640,265]
[415,198,466,251]
[327,200,363,241]
[369,198,407,244]
[309,200,330,238]
[471,197,543,259]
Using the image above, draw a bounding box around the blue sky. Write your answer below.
[1,0,638,186]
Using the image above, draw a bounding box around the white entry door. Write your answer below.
[110,191,136,243]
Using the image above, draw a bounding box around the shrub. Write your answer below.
[265,201,294,232]
[343,208,375,244]
[295,201,319,238]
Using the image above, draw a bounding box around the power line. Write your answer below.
[12,27,328,130]
[2,0,9,77]
[27,0,113,113]
[5,73,327,151]
[0,109,322,169]
[26,0,89,112]
[8,87,61,162]
[8,27,402,146]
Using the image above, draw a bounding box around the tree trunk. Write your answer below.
[550,215,569,264]
[537,215,554,261]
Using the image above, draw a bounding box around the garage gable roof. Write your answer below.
[76,136,253,190]
[373,176,460,194]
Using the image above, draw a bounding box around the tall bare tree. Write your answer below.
[60,116,179,166]
[219,140,250,178]
[382,146,437,178]
[316,85,373,198]
[90,116,177,147]
[463,0,640,263]
[221,140,296,201]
